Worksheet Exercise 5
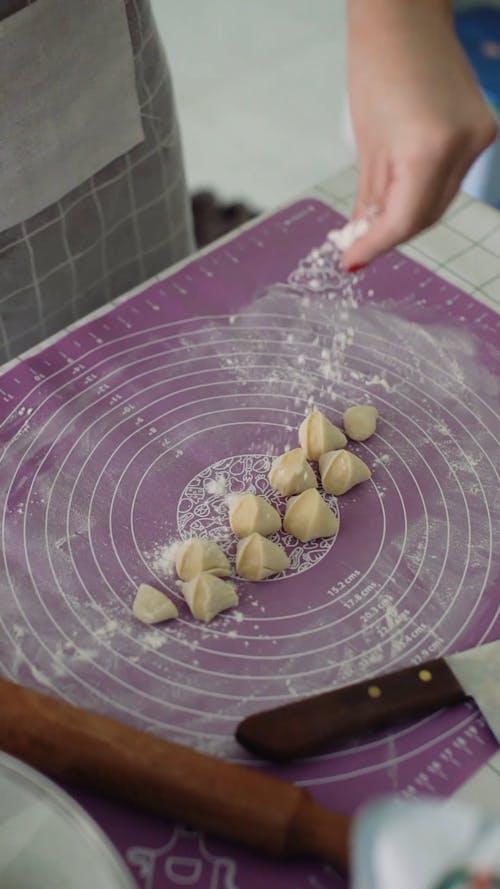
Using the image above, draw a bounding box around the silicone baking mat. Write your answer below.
[0,200,498,888]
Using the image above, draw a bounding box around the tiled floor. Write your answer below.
[151,0,353,209]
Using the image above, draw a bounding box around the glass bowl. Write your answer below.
[0,751,136,889]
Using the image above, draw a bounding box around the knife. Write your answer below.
[236,640,500,762]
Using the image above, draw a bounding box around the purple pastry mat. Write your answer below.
[0,199,498,889]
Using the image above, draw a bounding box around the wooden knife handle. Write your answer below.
[0,678,349,871]
[236,657,467,761]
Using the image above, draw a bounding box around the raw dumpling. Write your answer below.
[133,583,178,624]
[299,410,347,460]
[319,449,371,495]
[175,538,231,581]
[229,493,281,538]
[180,573,238,622]
[236,532,290,580]
[268,448,317,496]
[283,488,338,542]
[343,405,378,441]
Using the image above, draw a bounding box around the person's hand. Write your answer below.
[343,0,497,271]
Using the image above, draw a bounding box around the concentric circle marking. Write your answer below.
[0,240,498,789]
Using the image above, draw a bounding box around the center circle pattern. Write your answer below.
[176,453,339,580]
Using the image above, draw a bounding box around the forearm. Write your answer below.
[347,0,453,30]
[347,0,468,107]
[343,0,497,268]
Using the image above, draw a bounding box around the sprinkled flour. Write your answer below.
[327,217,370,251]
[151,539,182,575]
[205,474,228,497]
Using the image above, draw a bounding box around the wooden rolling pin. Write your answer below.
[0,678,350,872]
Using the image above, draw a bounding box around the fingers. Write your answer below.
[342,153,456,270]
[343,114,498,271]
[351,154,388,221]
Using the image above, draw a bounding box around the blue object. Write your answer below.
[455,5,500,110]
[455,5,500,206]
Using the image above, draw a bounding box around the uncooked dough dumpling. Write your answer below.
[133,583,178,624]
[268,448,317,496]
[229,493,282,538]
[175,538,231,581]
[283,488,338,542]
[343,405,378,441]
[319,449,371,496]
[299,410,347,460]
[180,573,238,622]
[236,532,290,580]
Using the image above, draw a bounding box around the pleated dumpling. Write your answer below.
[235,533,290,581]
[180,573,238,622]
[299,410,347,460]
[176,538,231,581]
[133,583,178,624]
[229,493,281,538]
[268,448,317,496]
[319,449,371,496]
[283,489,338,543]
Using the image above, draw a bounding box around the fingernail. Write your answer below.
[346,263,366,273]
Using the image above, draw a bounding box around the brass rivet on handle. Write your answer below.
[368,685,382,698]
[418,669,433,682]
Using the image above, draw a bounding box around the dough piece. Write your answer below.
[229,493,281,538]
[133,583,178,624]
[175,538,231,581]
[268,448,317,496]
[283,488,338,542]
[236,533,290,581]
[319,449,371,495]
[343,405,378,441]
[298,410,347,460]
[180,573,238,622]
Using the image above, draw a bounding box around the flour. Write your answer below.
[362,373,396,392]
[141,629,167,650]
[93,618,120,640]
[373,453,391,467]
[224,493,240,510]
[205,474,228,497]
[327,217,370,251]
[151,539,182,576]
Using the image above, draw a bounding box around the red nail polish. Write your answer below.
[346,263,366,273]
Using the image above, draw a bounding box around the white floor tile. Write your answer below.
[481,274,500,302]
[481,225,500,254]
[434,265,472,292]
[411,224,471,264]
[442,191,472,219]
[450,245,500,287]
[398,244,436,269]
[447,200,500,242]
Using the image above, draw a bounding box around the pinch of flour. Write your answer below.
[327,218,370,251]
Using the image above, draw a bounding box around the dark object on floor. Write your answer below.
[191,190,261,247]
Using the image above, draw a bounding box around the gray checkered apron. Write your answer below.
[0,0,194,364]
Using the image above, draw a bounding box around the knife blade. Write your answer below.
[235,640,500,762]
